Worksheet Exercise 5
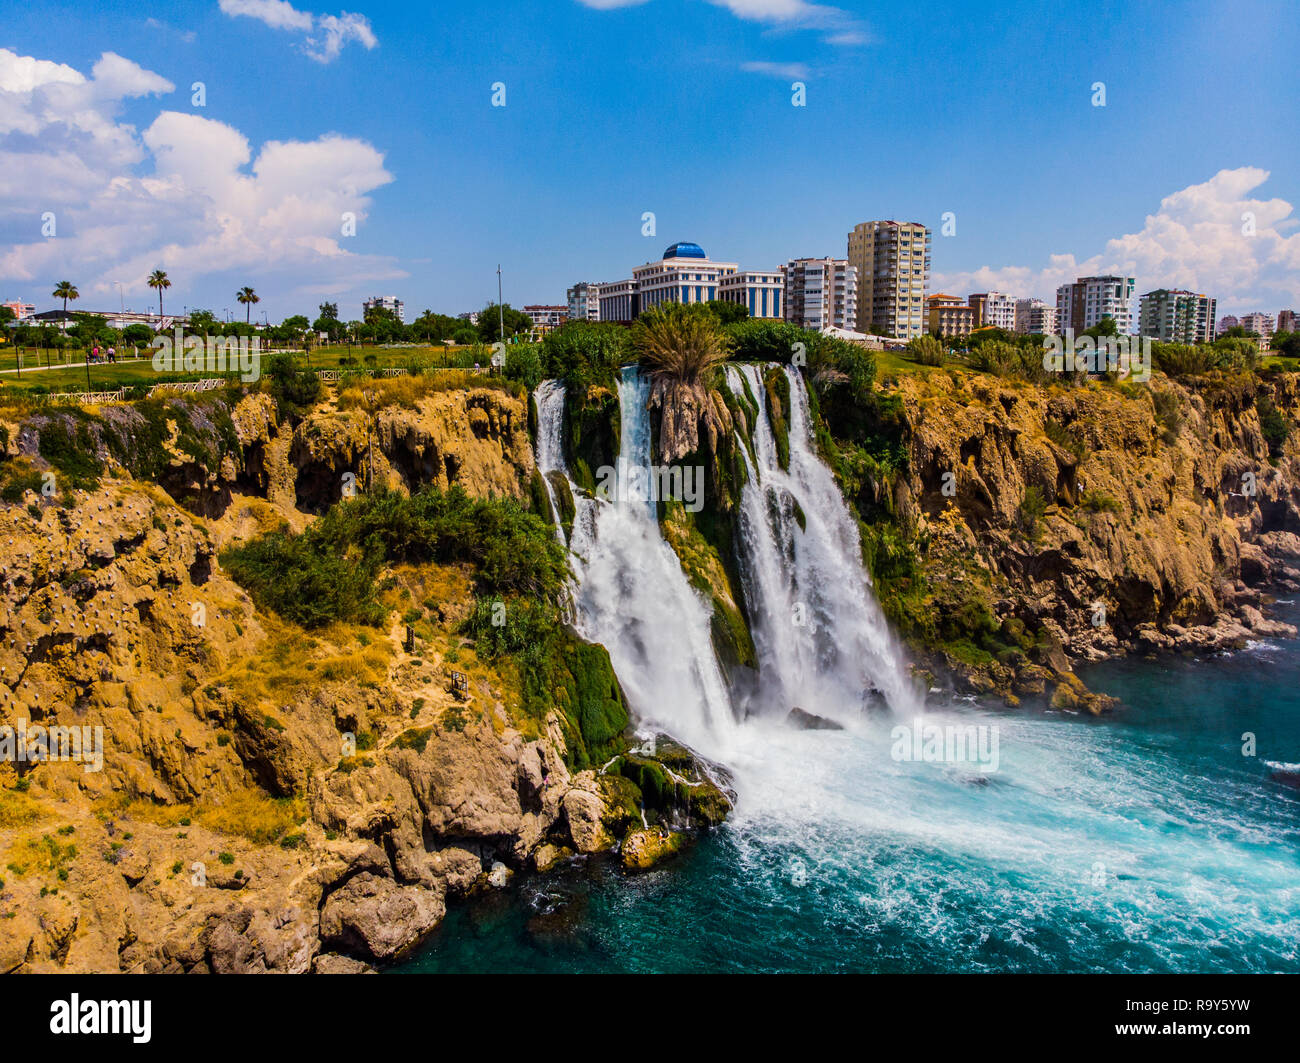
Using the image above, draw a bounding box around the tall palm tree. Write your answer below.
[236,286,260,324]
[52,280,78,334]
[631,303,731,386]
[147,269,171,318]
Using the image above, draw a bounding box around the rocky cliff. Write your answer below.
[822,366,1300,706]
[0,379,730,973]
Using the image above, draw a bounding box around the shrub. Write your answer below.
[632,304,731,386]
[1258,395,1289,457]
[906,335,945,366]
[1018,485,1049,541]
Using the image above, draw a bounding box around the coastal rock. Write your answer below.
[621,828,687,871]
[787,707,845,730]
[319,873,446,961]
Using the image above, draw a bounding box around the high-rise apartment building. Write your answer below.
[781,257,857,330]
[1014,298,1058,335]
[566,282,601,322]
[1239,312,1275,339]
[1055,275,1135,333]
[1277,310,1298,334]
[967,292,1016,331]
[1217,315,1239,335]
[1137,289,1217,344]
[719,270,784,319]
[926,294,975,338]
[363,295,405,323]
[847,220,931,339]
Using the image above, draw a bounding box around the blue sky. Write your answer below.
[2,0,1297,320]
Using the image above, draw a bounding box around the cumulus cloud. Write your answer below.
[932,169,1300,316]
[218,0,377,63]
[0,48,400,304]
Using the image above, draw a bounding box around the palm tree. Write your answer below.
[52,280,78,335]
[236,286,260,324]
[147,269,171,318]
[631,303,731,386]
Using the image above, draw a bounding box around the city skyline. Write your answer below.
[1,1,1298,320]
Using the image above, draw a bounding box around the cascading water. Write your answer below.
[725,363,922,723]
[534,368,738,755]
[532,379,567,539]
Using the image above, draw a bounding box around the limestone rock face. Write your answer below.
[319,873,446,961]
[876,371,1300,693]
[0,381,731,974]
[649,377,733,466]
[563,782,612,853]
[621,828,686,871]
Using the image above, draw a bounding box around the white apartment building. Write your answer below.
[523,305,567,329]
[1137,289,1217,344]
[597,279,639,323]
[1055,275,1135,333]
[363,295,405,323]
[782,258,857,330]
[2,300,36,320]
[1217,315,1238,335]
[718,270,784,319]
[847,221,931,339]
[566,282,601,323]
[1014,298,1058,335]
[968,292,1016,331]
[1239,312,1275,339]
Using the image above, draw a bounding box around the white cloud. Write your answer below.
[740,60,810,79]
[218,0,377,63]
[0,48,401,306]
[932,169,1300,316]
[579,0,866,44]
[307,13,378,63]
[218,0,313,32]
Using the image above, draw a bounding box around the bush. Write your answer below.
[221,486,569,628]
[1018,485,1049,541]
[906,335,945,366]
[264,353,321,418]
[1258,394,1289,457]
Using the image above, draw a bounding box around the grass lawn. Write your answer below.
[0,344,494,400]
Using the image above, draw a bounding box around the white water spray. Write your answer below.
[725,363,922,723]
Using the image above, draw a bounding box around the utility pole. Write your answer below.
[497,265,505,346]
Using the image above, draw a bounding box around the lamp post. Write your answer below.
[497,265,504,346]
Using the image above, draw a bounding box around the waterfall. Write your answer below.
[533,379,567,539]
[533,361,919,762]
[534,368,738,755]
[725,363,921,722]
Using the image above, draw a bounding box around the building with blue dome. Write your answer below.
[593,240,783,323]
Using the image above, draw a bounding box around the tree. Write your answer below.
[705,299,749,325]
[237,286,260,324]
[476,303,531,345]
[1081,317,1120,339]
[53,280,79,333]
[540,320,631,385]
[317,301,339,321]
[122,323,153,349]
[189,309,218,335]
[147,269,171,317]
[632,303,730,386]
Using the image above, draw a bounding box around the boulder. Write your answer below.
[319,873,445,961]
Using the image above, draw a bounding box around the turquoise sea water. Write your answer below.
[396,608,1300,974]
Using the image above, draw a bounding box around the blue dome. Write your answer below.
[663,242,706,260]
